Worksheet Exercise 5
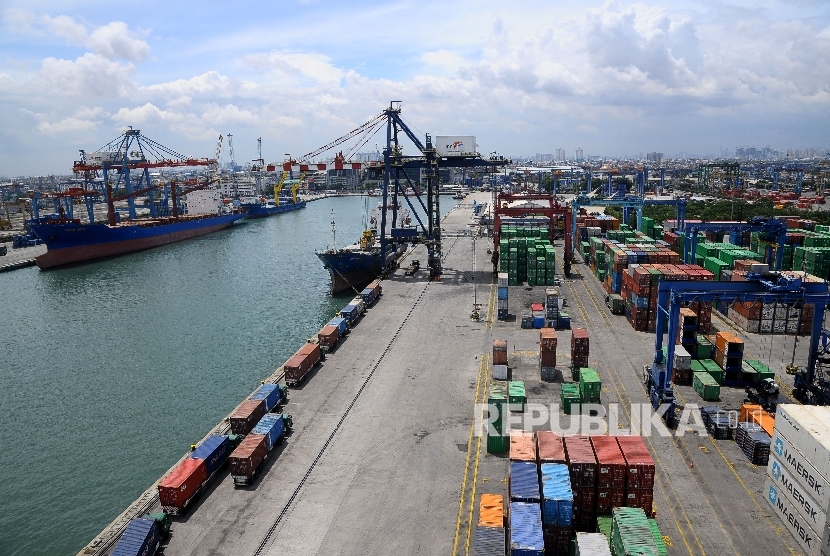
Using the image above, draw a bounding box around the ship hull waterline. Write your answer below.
[30,213,245,269]
[317,245,405,295]
[242,201,306,219]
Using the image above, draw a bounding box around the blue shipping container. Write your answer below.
[251,414,286,452]
[328,317,348,335]
[189,434,231,479]
[339,304,360,324]
[533,316,545,329]
[498,287,509,300]
[361,288,376,304]
[509,502,544,556]
[250,383,282,413]
[475,526,506,556]
[509,461,540,502]
[111,518,160,556]
[540,463,573,526]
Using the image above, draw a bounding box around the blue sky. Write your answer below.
[1,0,828,175]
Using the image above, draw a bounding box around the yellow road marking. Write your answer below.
[452,353,488,556]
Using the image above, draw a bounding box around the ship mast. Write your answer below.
[330,209,336,251]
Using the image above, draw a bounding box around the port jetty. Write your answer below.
[78,191,816,556]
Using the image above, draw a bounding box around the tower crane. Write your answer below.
[227,133,238,197]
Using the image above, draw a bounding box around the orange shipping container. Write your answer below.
[493,340,508,366]
[509,431,536,462]
[715,331,743,354]
[477,494,504,527]
[540,329,557,353]
[740,403,762,423]
[749,408,775,437]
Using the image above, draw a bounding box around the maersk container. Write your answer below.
[250,383,283,413]
[770,432,830,510]
[509,501,544,556]
[251,413,286,452]
[188,434,230,479]
[776,405,830,485]
[229,399,266,435]
[764,476,824,556]
[328,316,348,336]
[509,461,540,503]
[158,458,207,513]
[768,453,829,534]
[339,304,360,325]
[229,433,268,486]
[111,518,160,556]
[540,463,573,526]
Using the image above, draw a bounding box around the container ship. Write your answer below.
[317,202,411,294]
[240,196,306,218]
[30,190,244,269]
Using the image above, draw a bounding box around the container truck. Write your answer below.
[230,413,292,485]
[111,513,170,556]
[317,324,340,354]
[285,342,321,386]
[249,383,287,413]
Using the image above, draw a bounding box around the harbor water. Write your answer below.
[0,195,459,556]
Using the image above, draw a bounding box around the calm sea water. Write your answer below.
[0,195,458,556]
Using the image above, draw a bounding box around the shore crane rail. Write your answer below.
[650,275,830,426]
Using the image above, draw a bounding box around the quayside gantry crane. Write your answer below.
[282,101,509,280]
[71,128,217,225]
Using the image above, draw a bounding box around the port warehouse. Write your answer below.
[84,193,827,556]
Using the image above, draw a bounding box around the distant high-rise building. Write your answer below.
[575,148,584,161]
[556,148,566,162]
[646,152,663,162]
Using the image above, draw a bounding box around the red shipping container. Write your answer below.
[493,340,508,365]
[536,431,566,463]
[317,325,340,348]
[229,399,266,435]
[590,436,626,489]
[564,435,597,488]
[596,488,612,515]
[617,436,656,490]
[229,433,268,484]
[573,486,596,515]
[543,526,573,554]
[531,303,543,312]
[540,329,557,352]
[540,352,557,368]
[285,342,321,385]
[158,458,207,511]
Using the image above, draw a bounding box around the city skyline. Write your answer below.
[1,0,828,176]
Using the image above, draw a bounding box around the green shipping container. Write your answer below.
[690,360,705,372]
[701,359,724,384]
[648,518,668,556]
[611,507,659,556]
[561,383,581,414]
[508,381,526,412]
[696,336,713,360]
[487,433,509,454]
[596,516,612,541]
[579,368,602,402]
[693,372,720,401]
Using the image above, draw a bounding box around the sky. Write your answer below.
[1,0,828,176]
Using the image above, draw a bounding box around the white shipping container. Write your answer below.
[764,476,826,556]
[185,189,221,215]
[767,454,829,532]
[434,136,476,157]
[498,273,509,287]
[673,345,691,371]
[493,364,508,380]
[771,431,830,509]
[575,532,612,555]
[775,405,830,485]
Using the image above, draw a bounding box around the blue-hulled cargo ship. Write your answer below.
[29,189,244,269]
[317,203,410,294]
[240,197,306,219]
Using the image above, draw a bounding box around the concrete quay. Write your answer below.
[82,191,809,555]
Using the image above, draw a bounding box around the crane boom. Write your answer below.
[300,112,385,161]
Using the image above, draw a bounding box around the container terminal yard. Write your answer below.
[75,190,826,556]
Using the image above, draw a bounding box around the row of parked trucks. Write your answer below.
[109,279,384,555]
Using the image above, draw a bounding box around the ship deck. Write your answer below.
[83,191,810,556]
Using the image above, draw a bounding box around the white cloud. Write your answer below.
[243,51,344,85]
[2,10,150,61]
[112,103,182,125]
[200,104,259,126]
[37,117,100,135]
[142,71,253,99]
[32,53,135,98]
